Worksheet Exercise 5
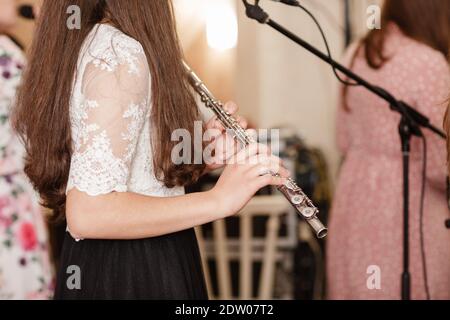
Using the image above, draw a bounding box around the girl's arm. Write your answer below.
[67,189,219,240]
[67,144,290,240]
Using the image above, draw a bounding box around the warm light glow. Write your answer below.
[206,0,238,51]
[173,0,205,48]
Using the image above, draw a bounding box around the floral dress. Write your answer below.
[0,35,53,299]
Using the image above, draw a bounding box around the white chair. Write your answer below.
[196,195,292,300]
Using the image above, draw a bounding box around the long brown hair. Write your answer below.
[343,0,450,110]
[13,0,205,220]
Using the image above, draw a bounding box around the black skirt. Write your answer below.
[54,228,208,300]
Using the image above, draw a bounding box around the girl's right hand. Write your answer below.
[210,143,291,218]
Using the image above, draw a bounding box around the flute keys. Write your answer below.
[291,195,304,205]
[285,179,296,189]
[300,207,316,219]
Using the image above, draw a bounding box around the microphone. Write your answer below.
[270,0,300,6]
[446,219,450,229]
[18,4,35,20]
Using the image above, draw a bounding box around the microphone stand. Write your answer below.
[343,0,352,47]
[241,0,446,300]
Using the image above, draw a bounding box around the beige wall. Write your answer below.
[235,0,383,184]
[236,0,345,184]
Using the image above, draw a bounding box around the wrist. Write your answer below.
[206,188,229,219]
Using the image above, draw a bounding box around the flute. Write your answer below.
[183,62,327,239]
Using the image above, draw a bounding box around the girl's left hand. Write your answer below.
[204,101,250,172]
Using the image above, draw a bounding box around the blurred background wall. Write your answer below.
[177,0,383,184]
[174,0,382,184]
[236,0,344,185]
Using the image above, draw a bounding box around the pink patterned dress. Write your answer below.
[0,35,53,299]
[327,24,450,300]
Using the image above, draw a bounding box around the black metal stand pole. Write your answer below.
[399,118,412,300]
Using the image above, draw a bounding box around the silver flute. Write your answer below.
[183,62,327,239]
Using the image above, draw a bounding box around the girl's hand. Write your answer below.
[205,101,249,172]
[210,143,290,218]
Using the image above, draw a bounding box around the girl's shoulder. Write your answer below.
[396,39,449,81]
[82,24,146,74]
[385,24,448,71]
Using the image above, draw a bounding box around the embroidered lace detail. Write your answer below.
[67,24,184,199]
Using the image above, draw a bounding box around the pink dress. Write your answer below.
[327,25,450,300]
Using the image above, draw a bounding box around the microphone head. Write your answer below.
[18,4,35,20]
[446,219,450,229]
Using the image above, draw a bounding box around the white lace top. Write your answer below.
[66,24,184,198]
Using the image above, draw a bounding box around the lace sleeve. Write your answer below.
[67,48,150,196]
